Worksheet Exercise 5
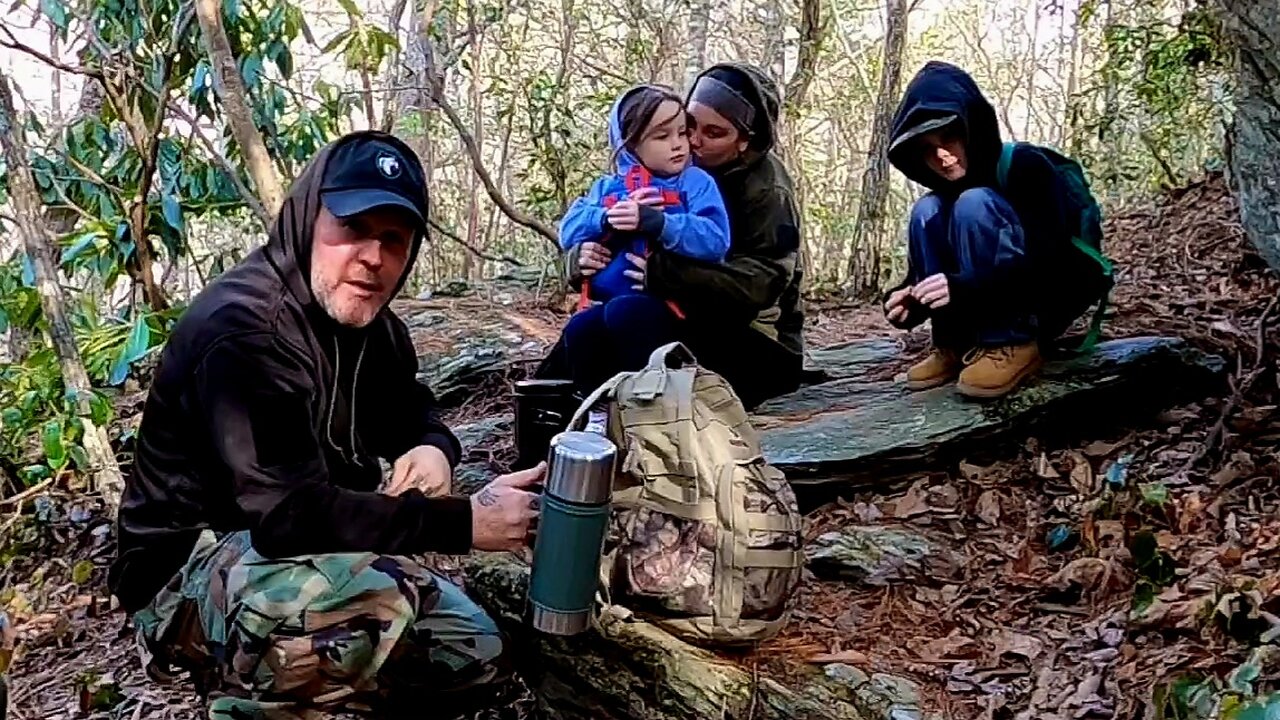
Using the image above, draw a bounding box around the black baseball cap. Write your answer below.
[319,136,428,229]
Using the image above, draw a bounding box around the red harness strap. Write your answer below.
[577,167,687,320]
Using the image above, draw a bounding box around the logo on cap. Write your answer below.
[376,152,402,179]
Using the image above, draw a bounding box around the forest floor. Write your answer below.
[1,171,1277,719]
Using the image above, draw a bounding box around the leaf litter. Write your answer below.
[752,172,1280,719]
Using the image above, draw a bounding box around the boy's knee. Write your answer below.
[909,193,946,227]
[952,187,1009,225]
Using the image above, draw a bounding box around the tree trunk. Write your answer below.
[194,0,285,217]
[463,19,484,281]
[845,0,909,296]
[784,0,825,117]
[684,0,710,89]
[0,72,126,509]
[1217,0,1280,273]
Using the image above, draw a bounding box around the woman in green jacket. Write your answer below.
[539,62,806,410]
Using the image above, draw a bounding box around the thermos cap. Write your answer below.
[545,431,616,505]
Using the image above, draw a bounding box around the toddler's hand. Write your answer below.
[629,187,665,207]
[606,201,641,231]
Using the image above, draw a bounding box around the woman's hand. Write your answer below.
[624,253,647,290]
[578,242,612,277]
[884,287,913,324]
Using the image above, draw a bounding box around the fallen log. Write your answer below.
[464,553,931,720]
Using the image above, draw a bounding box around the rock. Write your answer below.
[435,278,473,297]
[805,337,904,380]
[417,340,510,406]
[822,664,925,720]
[755,337,1225,489]
[806,527,962,587]
[452,414,513,495]
[464,553,929,720]
[400,291,560,408]
[493,265,554,291]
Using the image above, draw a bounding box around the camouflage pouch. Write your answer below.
[569,342,804,647]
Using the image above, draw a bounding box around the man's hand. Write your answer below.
[578,242,611,277]
[624,252,647,290]
[912,273,951,309]
[605,200,641,231]
[884,286,914,324]
[385,445,452,498]
[471,463,545,551]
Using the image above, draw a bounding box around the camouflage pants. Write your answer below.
[131,530,511,719]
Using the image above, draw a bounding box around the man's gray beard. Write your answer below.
[312,273,377,329]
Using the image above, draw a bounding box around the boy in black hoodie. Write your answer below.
[883,61,1097,398]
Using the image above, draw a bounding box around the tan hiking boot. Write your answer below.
[957,343,1043,398]
[906,348,963,390]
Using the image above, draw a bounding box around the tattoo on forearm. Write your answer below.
[478,488,498,507]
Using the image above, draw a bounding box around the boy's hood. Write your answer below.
[887,61,1002,191]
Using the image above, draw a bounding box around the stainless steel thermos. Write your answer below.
[526,430,617,635]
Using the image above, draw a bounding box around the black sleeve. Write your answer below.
[368,318,463,466]
[881,277,929,330]
[193,333,472,559]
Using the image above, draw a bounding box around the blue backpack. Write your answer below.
[996,141,1115,350]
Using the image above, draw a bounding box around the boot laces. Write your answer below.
[963,346,1017,367]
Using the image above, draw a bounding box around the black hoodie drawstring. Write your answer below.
[326,335,369,467]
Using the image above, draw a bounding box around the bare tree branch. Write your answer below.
[0,27,103,79]
[427,77,559,245]
[428,218,525,266]
[167,101,273,230]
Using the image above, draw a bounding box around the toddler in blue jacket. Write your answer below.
[559,84,731,308]
[556,84,732,392]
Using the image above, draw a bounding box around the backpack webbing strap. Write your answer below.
[568,371,627,430]
[1071,236,1112,351]
[714,463,748,628]
[997,141,1016,190]
[744,549,805,568]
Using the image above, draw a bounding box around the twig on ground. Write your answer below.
[1177,293,1279,478]
[0,478,54,509]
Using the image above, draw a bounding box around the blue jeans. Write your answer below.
[908,188,1036,349]
[562,294,679,393]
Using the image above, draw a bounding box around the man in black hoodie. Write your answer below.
[109,132,541,718]
[883,61,1102,398]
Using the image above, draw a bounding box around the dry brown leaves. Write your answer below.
[755,173,1280,718]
